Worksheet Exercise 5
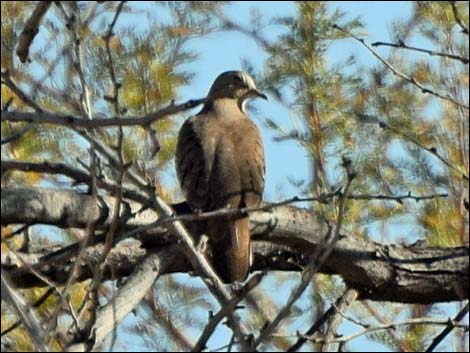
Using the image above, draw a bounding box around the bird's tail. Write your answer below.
[208,217,251,283]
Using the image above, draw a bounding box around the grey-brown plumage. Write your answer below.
[176,71,266,283]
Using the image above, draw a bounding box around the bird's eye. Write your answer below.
[233,75,243,83]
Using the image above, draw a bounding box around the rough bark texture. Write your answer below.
[1,187,468,303]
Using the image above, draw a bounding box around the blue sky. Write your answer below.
[173,1,415,202]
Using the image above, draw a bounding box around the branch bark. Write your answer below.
[0,99,205,128]
[65,248,174,351]
[1,187,469,304]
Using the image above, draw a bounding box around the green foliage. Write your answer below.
[253,1,468,351]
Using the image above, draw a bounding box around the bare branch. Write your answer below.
[1,187,106,227]
[65,249,175,351]
[449,1,469,35]
[16,1,52,63]
[0,99,206,128]
[293,317,469,345]
[1,271,48,352]
[1,287,54,338]
[321,289,359,352]
[192,273,265,352]
[288,289,359,352]
[425,301,469,352]
[1,187,469,303]
[333,24,469,111]
[252,159,356,349]
[377,119,470,181]
[371,40,469,64]
[0,160,150,204]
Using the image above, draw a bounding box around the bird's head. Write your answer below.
[207,71,267,105]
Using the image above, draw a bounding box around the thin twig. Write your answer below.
[215,12,272,50]
[148,294,193,351]
[1,271,48,352]
[114,190,448,244]
[377,120,470,181]
[287,289,358,352]
[333,24,469,111]
[292,317,469,345]
[449,1,469,35]
[1,287,55,337]
[1,125,34,145]
[151,195,253,351]
[251,158,356,349]
[425,301,469,352]
[1,70,44,112]
[42,152,99,346]
[361,301,409,351]
[103,1,125,115]
[371,40,468,64]
[74,3,127,342]
[0,160,149,205]
[192,273,265,352]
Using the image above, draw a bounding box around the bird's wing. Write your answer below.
[235,119,265,207]
[175,116,211,210]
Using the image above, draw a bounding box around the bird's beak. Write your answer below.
[250,89,268,100]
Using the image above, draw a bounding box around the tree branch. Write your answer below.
[333,24,469,111]
[1,187,469,303]
[321,289,359,352]
[192,273,265,352]
[0,99,206,128]
[371,40,469,64]
[449,1,469,35]
[293,317,469,345]
[65,248,174,351]
[1,271,48,352]
[287,289,359,352]
[16,1,52,63]
[425,301,469,352]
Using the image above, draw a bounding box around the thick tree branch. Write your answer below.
[1,187,468,304]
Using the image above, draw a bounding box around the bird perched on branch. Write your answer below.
[176,71,267,283]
